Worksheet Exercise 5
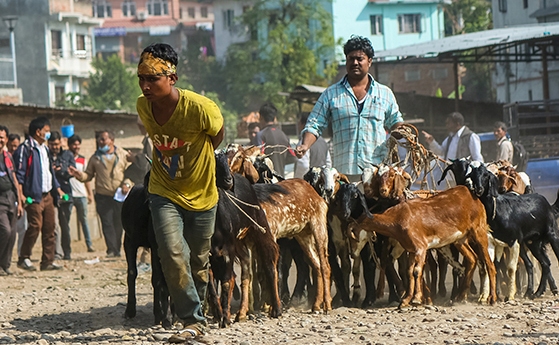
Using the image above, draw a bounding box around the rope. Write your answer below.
[224,192,267,233]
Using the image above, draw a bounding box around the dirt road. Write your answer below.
[1,238,559,345]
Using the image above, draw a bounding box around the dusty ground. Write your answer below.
[1,238,559,345]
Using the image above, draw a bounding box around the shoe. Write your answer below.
[106,252,116,258]
[87,246,95,253]
[63,255,71,260]
[40,263,63,271]
[55,254,63,260]
[0,268,6,276]
[168,322,206,343]
[4,268,13,275]
[17,258,37,271]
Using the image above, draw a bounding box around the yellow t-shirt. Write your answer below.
[136,88,224,211]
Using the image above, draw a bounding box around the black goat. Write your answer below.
[468,164,559,298]
[122,152,234,328]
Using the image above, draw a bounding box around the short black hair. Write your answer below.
[447,112,465,126]
[259,102,278,123]
[141,43,179,67]
[28,117,50,137]
[0,125,8,135]
[48,131,61,142]
[344,35,374,59]
[493,121,507,132]
[67,134,82,145]
[247,122,259,131]
[96,130,115,141]
[8,133,19,142]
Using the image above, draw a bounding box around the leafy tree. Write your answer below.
[222,0,337,120]
[84,54,139,112]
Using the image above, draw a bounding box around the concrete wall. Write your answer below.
[1,105,143,243]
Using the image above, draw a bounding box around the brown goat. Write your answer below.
[348,186,497,308]
[496,166,528,194]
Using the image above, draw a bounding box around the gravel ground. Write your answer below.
[1,238,559,345]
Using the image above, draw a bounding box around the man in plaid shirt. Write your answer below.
[296,36,403,180]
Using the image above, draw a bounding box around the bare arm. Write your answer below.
[295,132,318,158]
[211,126,225,149]
[85,181,94,204]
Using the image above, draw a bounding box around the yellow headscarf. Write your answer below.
[137,52,177,76]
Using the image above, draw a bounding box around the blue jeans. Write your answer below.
[149,194,216,324]
[73,197,92,248]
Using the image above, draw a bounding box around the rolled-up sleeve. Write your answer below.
[303,92,331,138]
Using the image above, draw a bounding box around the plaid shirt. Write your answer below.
[303,74,403,174]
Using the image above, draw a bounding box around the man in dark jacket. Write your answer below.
[0,125,23,276]
[48,131,76,260]
[13,117,66,271]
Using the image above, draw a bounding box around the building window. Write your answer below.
[76,34,86,50]
[188,7,195,18]
[498,0,507,12]
[55,86,65,103]
[51,30,62,57]
[122,1,136,17]
[405,70,421,81]
[147,0,168,16]
[432,68,448,80]
[398,14,421,33]
[92,0,112,18]
[523,0,528,8]
[223,9,234,30]
[201,6,208,18]
[370,15,382,35]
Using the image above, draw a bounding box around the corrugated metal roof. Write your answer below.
[375,22,559,60]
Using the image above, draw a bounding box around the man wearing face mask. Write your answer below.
[13,117,66,271]
[69,130,130,257]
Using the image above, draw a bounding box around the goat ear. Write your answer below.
[338,173,350,184]
[438,164,453,185]
[359,191,373,218]
[242,159,259,184]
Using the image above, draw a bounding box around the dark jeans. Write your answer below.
[95,194,123,255]
[149,194,216,324]
[73,197,92,248]
[0,191,17,270]
[20,193,56,267]
[57,201,73,258]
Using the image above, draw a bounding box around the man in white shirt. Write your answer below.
[493,121,513,163]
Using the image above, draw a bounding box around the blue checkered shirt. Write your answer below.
[303,74,403,175]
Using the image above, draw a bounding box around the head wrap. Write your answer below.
[137,52,177,76]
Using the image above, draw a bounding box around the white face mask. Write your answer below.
[44,131,51,141]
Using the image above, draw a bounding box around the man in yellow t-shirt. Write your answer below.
[136,43,224,337]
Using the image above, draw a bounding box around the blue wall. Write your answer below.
[332,0,445,59]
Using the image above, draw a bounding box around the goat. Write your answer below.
[208,161,281,327]
[497,166,532,194]
[253,179,332,312]
[468,164,559,299]
[348,185,497,308]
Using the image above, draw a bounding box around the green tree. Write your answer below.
[222,0,337,120]
[84,54,139,112]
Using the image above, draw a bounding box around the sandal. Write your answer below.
[168,323,206,343]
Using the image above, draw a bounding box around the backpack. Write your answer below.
[512,141,529,172]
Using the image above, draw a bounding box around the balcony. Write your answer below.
[48,49,93,78]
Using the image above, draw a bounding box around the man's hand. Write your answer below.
[68,165,82,179]
[422,130,434,144]
[295,144,309,159]
[126,150,135,163]
[17,203,23,218]
[87,195,93,204]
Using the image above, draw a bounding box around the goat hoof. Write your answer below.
[234,314,247,323]
[124,308,136,319]
[162,319,172,330]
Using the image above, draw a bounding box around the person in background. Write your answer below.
[493,121,513,163]
[294,112,331,179]
[67,135,95,252]
[14,117,65,271]
[247,122,260,146]
[68,130,130,258]
[48,131,76,260]
[7,133,26,256]
[256,102,295,178]
[296,35,403,182]
[136,42,224,340]
[124,116,153,185]
[0,125,23,276]
[422,112,484,163]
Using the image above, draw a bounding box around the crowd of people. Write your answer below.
[0,37,519,344]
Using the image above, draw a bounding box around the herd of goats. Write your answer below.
[120,125,559,329]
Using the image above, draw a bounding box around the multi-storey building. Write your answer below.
[0,0,100,106]
[92,0,214,63]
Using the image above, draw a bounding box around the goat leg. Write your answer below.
[124,237,138,319]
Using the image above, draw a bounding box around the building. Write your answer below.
[492,0,559,102]
[92,0,214,63]
[0,0,100,107]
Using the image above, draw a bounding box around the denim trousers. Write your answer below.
[149,194,216,325]
[73,197,92,248]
